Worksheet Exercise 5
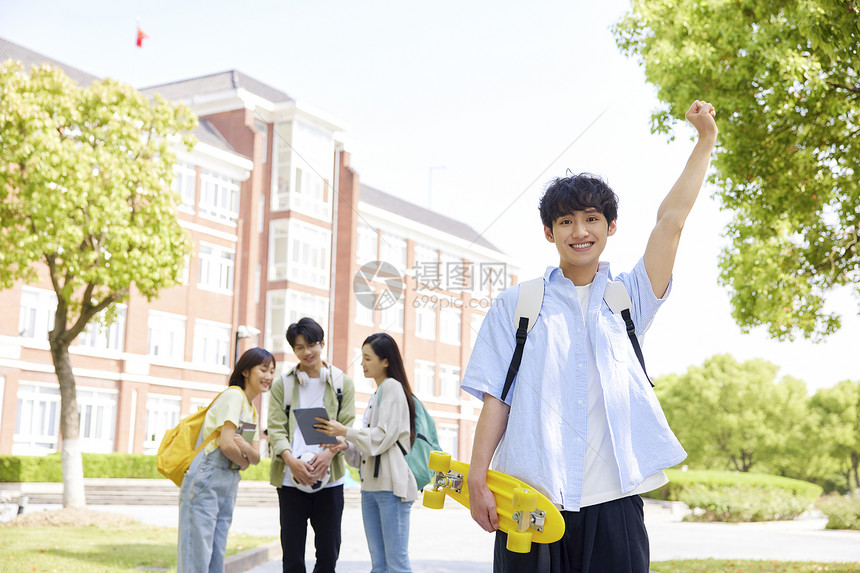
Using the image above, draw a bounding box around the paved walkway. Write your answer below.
[73,497,860,572]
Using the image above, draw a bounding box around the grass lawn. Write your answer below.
[0,509,275,573]
[651,559,860,572]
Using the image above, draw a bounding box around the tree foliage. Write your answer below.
[656,354,808,472]
[809,380,860,493]
[614,0,860,341]
[0,61,196,506]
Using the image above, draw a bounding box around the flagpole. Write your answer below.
[134,17,140,86]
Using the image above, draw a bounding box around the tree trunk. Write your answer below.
[49,338,85,508]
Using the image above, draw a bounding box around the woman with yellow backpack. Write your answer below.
[177,347,275,573]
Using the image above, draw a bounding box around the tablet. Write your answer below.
[293,407,338,445]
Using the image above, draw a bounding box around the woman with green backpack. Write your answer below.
[316,333,417,573]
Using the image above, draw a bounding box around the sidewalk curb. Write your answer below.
[225,539,281,573]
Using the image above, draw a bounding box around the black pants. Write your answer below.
[277,484,344,573]
[494,495,649,573]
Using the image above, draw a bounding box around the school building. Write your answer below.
[0,37,517,463]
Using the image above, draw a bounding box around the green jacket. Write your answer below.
[267,364,356,488]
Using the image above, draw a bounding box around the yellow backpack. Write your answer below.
[157,387,240,486]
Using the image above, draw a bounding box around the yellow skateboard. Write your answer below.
[422,451,565,553]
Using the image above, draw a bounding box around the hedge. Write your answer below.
[0,454,271,482]
[644,469,823,502]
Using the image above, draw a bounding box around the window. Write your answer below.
[380,232,407,270]
[355,300,374,326]
[440,307,462,345]
[437,423,459,459]
[441,251,471,291]
[414,244,441,289]
[289,121,333,220]
[256,264,262,304]
[144,394,181,455]
[380,299,404,333]
[470,313,486,349]
[199,170,240,223]
[193,320,231,367]
[415,304,436,340]
[288,220,331,288]
[413,360,436,397]
[255,121,268,164]
[273,121,292,211]
[356,222,378,265]
[439,364,462,400]
[78,305,127,353]
[198,242,235,292]
[18,288,57,342]
[269,219,289,281]
[258,195,266,233]
[172,162,196,211]
[266,290,328,354]
[147,311,187,361]
[13,382,60,455]
[77,388,117,453]
[414,244,438,265]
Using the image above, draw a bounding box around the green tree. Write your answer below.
[809,380,860,493]
[657,354,808,472]
[613,1,860,341]
[0,62,196,507]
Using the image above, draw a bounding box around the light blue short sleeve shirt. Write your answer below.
[461,258,687,510]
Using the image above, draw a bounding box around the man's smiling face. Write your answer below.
[544,208,616,281]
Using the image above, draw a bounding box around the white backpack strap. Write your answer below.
[603,280,653,387]
[513,277,545,333]
[330,365,344,393]
[502,277,545,401]
[282,371,295,409]
[603,280,632,314]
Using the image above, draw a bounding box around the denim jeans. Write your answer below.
[360,490,413,573]
[177,447,241,573]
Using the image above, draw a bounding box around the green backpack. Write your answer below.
[396,395,441,491]
[374,390,441,491]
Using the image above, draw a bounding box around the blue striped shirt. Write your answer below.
[461,258,687,510]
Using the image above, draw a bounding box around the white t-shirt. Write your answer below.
[281,376,345,489]
[576,282,668,508]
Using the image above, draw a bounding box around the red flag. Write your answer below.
[136,26,149,48]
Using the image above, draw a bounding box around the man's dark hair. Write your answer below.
[539,173,619,232]
[286,317,325,348]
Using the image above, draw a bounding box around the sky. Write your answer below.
[1,0,858,393]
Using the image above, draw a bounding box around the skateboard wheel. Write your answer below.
[422,488,446,510]
[506,530,533,553]
[428,451,452,473]
[512,488,538,512]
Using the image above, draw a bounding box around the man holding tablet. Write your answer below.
[268,317,356,573]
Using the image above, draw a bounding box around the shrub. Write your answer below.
[681,484,808,522]
[816,494,860,530]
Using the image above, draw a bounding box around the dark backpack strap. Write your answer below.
[501,316,530,401]
[396,441,407,455]
[336,387,343,418]
[620,308,653,387]
[373,455,381,478]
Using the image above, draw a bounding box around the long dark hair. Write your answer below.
[363,333,416,446]
[229,347,276,389]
